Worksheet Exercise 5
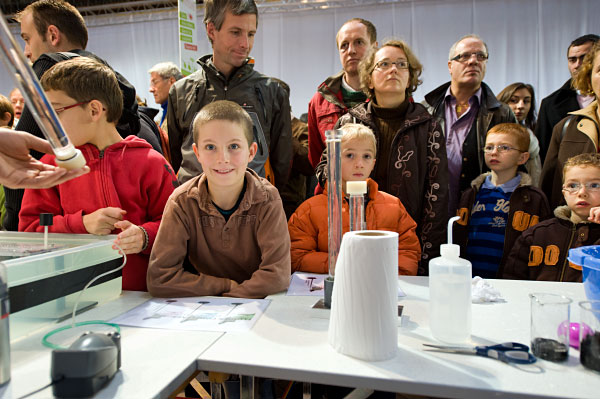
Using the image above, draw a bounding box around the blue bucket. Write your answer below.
[568,246,600,302]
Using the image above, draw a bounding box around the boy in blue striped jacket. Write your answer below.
[453,123,551,278]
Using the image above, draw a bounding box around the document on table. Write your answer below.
[110,297,270,332]
[287,272,406,297]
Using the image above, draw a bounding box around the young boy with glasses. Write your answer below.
[18,57,177,291]
[503,152,600,282]
[454,123,551,278]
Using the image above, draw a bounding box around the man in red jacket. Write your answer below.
[307,18,377,169]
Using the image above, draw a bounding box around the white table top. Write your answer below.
[2,278,598,399]
[197,277,599,399]
[1,291,224,399]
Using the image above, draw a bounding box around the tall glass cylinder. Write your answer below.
[0,9,84,169]
[346,181,367,232]
[326,129,343,279]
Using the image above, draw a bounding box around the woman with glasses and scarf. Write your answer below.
[316,39,448,275]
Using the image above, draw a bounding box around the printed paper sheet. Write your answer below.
[111,297,269,332]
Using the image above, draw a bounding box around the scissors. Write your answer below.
[423,342,537,364]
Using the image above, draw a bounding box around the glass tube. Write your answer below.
[349,194,364,232]
[347,181,367,232]
[0,10,84,168]
[326,129,343,279]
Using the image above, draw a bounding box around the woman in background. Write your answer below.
[497,83,542,185]
[324,39,449,275]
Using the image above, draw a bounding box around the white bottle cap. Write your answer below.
[346,181,367,195]
[440,243,460,258]
[55,148,86,170]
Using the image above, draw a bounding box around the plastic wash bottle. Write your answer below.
[429,216,472,344]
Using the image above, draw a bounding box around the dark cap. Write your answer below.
[39,213,54,227]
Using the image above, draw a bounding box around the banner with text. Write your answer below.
[178,0,198,76]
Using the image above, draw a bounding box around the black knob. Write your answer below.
[39,213,53,226]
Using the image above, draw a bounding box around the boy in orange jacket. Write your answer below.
[288,123,420,275]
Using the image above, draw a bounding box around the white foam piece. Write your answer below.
[346,181,367,195]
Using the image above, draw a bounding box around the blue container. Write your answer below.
[568,246,600,302]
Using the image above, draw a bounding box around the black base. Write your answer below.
[324,277,334,309]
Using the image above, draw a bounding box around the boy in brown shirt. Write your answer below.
[147,100,291,298]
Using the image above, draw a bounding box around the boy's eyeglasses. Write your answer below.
[451,51,488,63]
[373,60,409,71]
[562,182,600,194]
[54,101,90,115]
[483,145,524,154]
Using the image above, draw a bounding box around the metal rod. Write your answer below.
[0,9,83,166]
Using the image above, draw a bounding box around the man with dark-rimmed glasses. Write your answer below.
[424,34,516,216]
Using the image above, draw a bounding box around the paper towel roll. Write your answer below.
[328,230,399,361]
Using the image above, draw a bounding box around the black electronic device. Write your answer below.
[50,331,121,398]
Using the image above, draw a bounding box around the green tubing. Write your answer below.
[41,320,120,349]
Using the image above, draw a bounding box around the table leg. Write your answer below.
[302,382,311,399]
[240,375,254,399]
[210,382,222,399]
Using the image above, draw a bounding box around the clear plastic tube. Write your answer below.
[0,10,85,169]
[326,129,343,278]
[346,181,367,232]
[349,194,365,232]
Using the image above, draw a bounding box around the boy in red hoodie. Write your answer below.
[288,123,420,275]
[19,57,177,291]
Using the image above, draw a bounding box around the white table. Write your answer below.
[1,291,224,399]
[197,277,599,399]
[2,278,597,399]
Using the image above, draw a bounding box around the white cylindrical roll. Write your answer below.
[328,230,399,361]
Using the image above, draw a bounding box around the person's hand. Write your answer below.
[589,207,600,224]
[83,207,126,235]
[113,220,144,255]
[228,280,239,291]
[0,128,89,189]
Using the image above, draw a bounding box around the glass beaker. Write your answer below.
[529,293,571,362]
[579,301,600,372]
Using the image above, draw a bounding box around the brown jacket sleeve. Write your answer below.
[540,117,569,209]
[224,197,291,298]
[501,227,533,280]
[147,197,233,297]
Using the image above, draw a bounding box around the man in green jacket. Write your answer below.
[167,0,292,189]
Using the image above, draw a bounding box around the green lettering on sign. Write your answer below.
[180,35,192,43]
[180,20,195,28]
[179,11,186,19]
[180,27,192,35]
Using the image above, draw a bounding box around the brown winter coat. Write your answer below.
[502,206,600,282]
[147,169,291,298]
[541,100,599,209]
